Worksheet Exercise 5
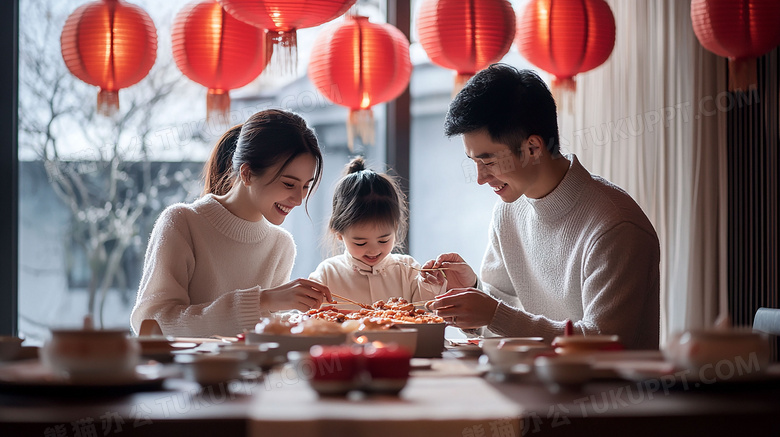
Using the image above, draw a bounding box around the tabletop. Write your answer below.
[1,349,779,437]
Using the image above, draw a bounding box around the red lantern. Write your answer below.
[692,0,780,91]
[172,1,268,123]
[309,15,412,149]
[60,0,157,116]
[515,0,615,98]
[217,0,357,75]
[417,0,516,92]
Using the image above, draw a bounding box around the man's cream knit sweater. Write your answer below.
[481,155,660,349]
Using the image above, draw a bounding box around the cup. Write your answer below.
[663,328,770,380]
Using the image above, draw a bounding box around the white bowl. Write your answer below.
[0,336,24,361]
[220,342,282,370]
[41,329,139,381]
[185,353,246,387]
[481,338,552,373]
[348,328,417,354]
[534,355,593,392]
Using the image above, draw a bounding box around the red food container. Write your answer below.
[307,345,363,395]
[363,344,411,394]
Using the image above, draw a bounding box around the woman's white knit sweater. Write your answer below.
[130,194,296,337]
[481,155,660,349]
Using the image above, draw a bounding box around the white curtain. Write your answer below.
[556,0,727,344]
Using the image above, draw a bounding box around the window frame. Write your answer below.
[1,0,19,336]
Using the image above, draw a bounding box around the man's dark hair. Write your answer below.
[444,64,560,157]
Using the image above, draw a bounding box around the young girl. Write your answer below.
[131,109,332,337]
[309,157,444,306]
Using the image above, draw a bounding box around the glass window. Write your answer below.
[407,0,536,270]
[18,0,387,342]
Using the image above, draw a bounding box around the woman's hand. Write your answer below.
[259,278,333,312]
[429,288,498,329]
[421,253,477,291]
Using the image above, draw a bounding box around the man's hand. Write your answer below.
[428,288,498,329]
[421,253,477,291]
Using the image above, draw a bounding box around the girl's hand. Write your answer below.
[259,278,333,312]
[421,253,477,290]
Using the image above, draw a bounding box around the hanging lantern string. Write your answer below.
[348,109,375,151]
[265,30,298,77]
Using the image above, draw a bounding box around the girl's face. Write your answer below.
[339,222,396,267]
[243,153,317,225]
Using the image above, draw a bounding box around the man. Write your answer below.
[424,64,660,349]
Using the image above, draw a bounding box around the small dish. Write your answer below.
[180,353,247,387]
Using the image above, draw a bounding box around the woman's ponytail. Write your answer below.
[202,124,243,196]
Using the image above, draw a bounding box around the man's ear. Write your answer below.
[239,163,252,186]
[527,135,544,156]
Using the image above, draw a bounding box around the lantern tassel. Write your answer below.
[206,90,231,125]
[347,109,375,151]
[452,72,474,97]
[728,58,758,92]
[97,90,120,117]
[265,30,298,77]
[551,77,576,114]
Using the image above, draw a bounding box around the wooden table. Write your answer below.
[1,351,779,437]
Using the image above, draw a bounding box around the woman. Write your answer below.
[130,109,331,337]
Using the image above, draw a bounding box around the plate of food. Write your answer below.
[308,297,447,358]
[248,297,447,358]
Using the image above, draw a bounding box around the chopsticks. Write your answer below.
[400,263,451,273]
[330,292,372,309]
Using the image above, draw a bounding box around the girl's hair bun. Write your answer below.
[346,156,366,174]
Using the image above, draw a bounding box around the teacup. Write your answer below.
[663,328,770,379]
[41,328,140,381]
